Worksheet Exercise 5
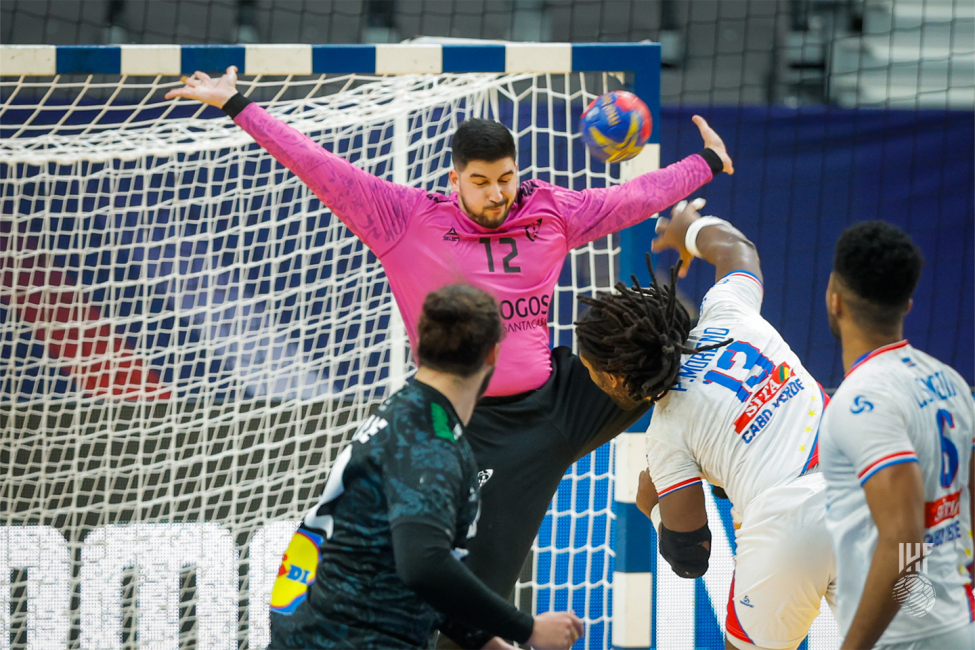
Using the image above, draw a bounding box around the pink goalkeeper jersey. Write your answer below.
[234,103,714,396]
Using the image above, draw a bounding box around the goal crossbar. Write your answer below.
[1,42,660,108]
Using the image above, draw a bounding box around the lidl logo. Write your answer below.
[270,528,324,615]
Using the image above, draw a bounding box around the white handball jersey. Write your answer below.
[821,341,975,641]
[646,271,826,522]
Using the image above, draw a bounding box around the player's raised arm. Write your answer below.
[165,66,421,257]
[560,116,732,250]
[651,198,762,282]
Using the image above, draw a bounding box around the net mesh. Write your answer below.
[0,70,626,649]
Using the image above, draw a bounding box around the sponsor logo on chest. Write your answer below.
[925,490,961,528]
[733,362,795,434]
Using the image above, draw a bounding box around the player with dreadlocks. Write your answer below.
[577,199,838,650]
[576,259,727,407]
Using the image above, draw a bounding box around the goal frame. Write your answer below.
[0,41,660,650]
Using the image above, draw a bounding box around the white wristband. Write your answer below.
[649,504,662,535]
[684,216,729,259]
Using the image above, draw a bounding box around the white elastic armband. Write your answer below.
[649,504,662,535]
[684,216,729,259]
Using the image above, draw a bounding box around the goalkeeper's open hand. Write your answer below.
[693,115,734,175]
[165,65,239,109]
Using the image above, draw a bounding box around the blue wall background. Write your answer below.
[625,106,974,389]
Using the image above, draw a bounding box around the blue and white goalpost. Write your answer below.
[0,41,841,650]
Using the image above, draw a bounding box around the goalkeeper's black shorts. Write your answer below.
[462,345,650,599]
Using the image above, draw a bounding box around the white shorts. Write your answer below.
[726,473,837,650]
[875,622,975,650]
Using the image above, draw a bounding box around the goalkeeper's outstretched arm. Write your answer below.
[166,67,422,257]
[559,115,733,250]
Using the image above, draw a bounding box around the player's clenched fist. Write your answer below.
[526,611,585,649]
[164,65,239,109]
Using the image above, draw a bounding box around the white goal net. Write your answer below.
[0,67,631,649]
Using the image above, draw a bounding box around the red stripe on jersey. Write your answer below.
[657,477,702,498]
[725,271,764,293]
[966,583,974,622]
[858,451,918,481]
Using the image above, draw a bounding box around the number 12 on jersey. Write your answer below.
[479,237,521,273]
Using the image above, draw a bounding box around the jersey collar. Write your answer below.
[845,339,910,378]
[412,380,463,427]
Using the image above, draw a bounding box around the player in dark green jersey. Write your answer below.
[269,284,584,650]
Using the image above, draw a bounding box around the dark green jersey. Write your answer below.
[269,381,480,649]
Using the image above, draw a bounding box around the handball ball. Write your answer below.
[580,91,652,163]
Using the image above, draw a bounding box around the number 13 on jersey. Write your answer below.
[703,341,774,402]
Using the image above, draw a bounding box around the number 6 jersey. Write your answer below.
[645,271,826,523]
[821,341,975,641]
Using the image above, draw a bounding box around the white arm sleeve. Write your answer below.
[645,422,702,499]
[826,387,918,487]
[698,271,764,322]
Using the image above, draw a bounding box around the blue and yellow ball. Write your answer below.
[580,91,653,163]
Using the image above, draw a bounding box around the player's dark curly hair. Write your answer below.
[417,284,503,378]
[451,118,516,170]
[575,256,731,403]
[834,221,924,331]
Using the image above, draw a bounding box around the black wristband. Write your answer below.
[221,93,252,119]
[699,148,724,176]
